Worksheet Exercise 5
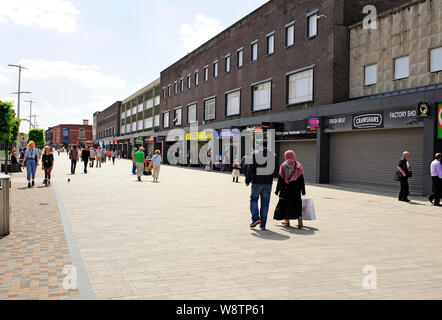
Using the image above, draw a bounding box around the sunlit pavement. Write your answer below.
[2,153,442,300]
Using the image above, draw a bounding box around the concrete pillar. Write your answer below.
[316,117,330,184]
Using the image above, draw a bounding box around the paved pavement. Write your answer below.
[1,152,442,300]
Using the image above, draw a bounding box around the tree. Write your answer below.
[28,129,45,148]
[0,101,14,173]
[9,118,21,147]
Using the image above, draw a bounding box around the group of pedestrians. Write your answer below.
[67,146,118,174]
[132,147,162,182]
[20,141,54,188]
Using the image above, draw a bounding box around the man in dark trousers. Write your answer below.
[82,146,90,174]
[397,151,411,202]
[245,147,276,231]
[429,153,442,206]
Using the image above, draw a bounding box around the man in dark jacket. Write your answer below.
[81,146,90,174]
[245,147,276,231]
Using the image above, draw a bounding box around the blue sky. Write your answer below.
[0,0,268,133]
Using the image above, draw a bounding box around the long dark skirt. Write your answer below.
[274,177,304,220]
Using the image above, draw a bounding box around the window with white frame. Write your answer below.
[121,125,125,134]
[163,111,170,128]
[204,66,209,81]
[226,90,240,116]
[131,122,136,132]
[267,34,275,55]
[286,22,295,47]
[194,71,199,86]
[204,98,216,120]
[180,78,184,92]
[154,114,160,127]
[430,47,442,72]
[187,75,191,89]
[131,106,137,115]
[168,85,171,96]
[213,61,218,78]
[154,95,160,106]
[364,64,377,85]
[307,12,318,38]
[237,49,243,67]
[144,117,153,129]
[137,120,143,130]
[146,98,153,109]
[225,55,231,73]
[121,111,125,119]
[175,108,182,126]
[188,104,197,123]
[253,81,271,111]
[174,81,178,94]
[137,103,143,113]
[126,109,130,117]
[126,123,130,133]
[287,68,313,104]
[163,87,166,99]
[251,41,258,61]
[394,56,409,80]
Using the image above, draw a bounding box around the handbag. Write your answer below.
[408,170,413,178]
[394,170,401,181]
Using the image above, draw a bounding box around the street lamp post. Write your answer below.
[24,100,36,131]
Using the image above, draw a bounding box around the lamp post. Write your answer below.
[8,64,29,149]
[24,100,36,131]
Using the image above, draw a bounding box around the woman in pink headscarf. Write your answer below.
[274,150,306,228]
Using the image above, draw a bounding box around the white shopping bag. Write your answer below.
[302,199,316,221]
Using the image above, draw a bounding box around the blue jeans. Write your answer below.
[250,184,272,228]
[132,164,136,174]
[26,159,37,181]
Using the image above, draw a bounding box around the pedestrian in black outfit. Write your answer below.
[82,146,90,173]
[397,151,412,202]
[428,153,442,206]
[274,150,306,229]
[69,146,79,174]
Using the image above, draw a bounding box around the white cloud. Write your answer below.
[0,66,12,86]
[0,0,80,33]
[179,14,225,52]
[19,59,127,89]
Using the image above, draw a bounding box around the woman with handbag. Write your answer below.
[274,150,306,229]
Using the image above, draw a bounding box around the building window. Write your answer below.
[204,98,216,121]
[188,104,197,123]
[154,114,160,127]
[307,11,318,38]
[430,47,442,72]
[154,95,160,106]
[225,55,231,73]
[252,81,271,111]
[180,78,184,92]
[121,112,125,119]
[285,22,295,47]
[144,117,153,129]
[267,33,275,55]
[394,56,409,80]
[226,90,240,116]
[137,120,143,131]
[131,106,137,116]
[137,103,143,113]
[174,108,182,126]
[126,109,130,118]
[213,61,218,78]
[126,124,130,133]
[131,122,137,132]
[121,125,125,135]
[187,75,191,89]
[204,66,209,82]
[251,41,258,61]
[194,71,199,86]
[174,81,178,94]
[237,48,243,68]
[163,111,170,128]
[364,64,377,86]
[146,98,153,109]
[287,68,313,105]
[162,87,166,99]
[168,85,171,97]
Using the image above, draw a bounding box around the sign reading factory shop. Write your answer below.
[325,106,423,133]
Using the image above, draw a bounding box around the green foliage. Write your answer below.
[28,129,45,147]
[0,101,13,143]
[9,118,21,144]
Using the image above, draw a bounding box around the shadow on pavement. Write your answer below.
[280,225,319,236]
[251,229,290,241]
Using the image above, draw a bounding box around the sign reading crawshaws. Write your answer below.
[352,113,384,129]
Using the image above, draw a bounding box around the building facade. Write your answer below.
[44,127,54,146]
[95,101,121,150]
[52,120,93,149]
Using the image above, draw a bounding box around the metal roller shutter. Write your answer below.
[330,128,424,195]
[279,140,317,183]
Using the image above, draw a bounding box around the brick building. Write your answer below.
[94,101,121,150]
[52,120,93,148]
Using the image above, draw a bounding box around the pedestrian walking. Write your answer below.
[21,141,39,188]
[245,147,276,231]
[112,149,117,164]
[428,153,442,206]
[82,146,90,174]
[108,150,112,161]
[151,150,162,182]
[131,147,137,175]
[397,151,412,202]
[57,149,60,156]
[274,150,306,229]
[232,159,241,183]
[134,147,146,181]
[41,146,54,186]
[89,147,95,167]
[96,147,102,167]
[69,146,79,174]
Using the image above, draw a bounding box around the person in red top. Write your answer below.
[69,146,79,174]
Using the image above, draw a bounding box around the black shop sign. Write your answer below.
[352,113,383,130]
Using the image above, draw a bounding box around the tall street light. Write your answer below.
[8,64,29,149]
[24,99,36,131]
